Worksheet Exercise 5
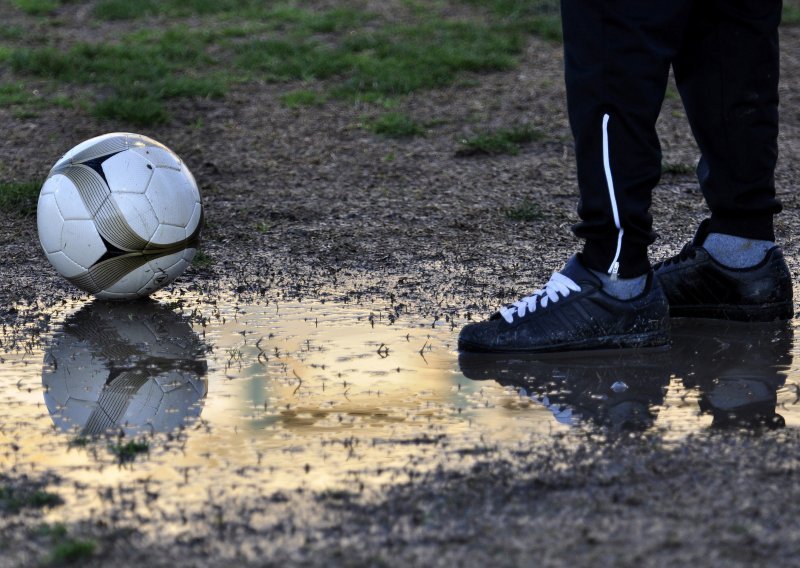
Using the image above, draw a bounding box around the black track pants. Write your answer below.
[562,0,783,278]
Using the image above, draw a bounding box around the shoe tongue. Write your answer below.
[692,219,713,246]
[560,255,602,287]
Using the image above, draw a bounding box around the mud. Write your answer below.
[2,5,800,567]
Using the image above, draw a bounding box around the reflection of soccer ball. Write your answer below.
[42,300,208,436]
[37,133,202,300]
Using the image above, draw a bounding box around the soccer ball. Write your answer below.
[42,300,208,436]
[37,132,202,300]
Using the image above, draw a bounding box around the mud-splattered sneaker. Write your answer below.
[457,255,670,353]
[654,222,793,322]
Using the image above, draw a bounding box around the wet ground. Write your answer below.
[3,3,800,566]
[2,292,800,566]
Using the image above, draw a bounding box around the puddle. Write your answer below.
[1,294,799,528]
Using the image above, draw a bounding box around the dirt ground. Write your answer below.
[2,6,800,567]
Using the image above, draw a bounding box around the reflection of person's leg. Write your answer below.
[655,0,793,321]
[457,1,687,353]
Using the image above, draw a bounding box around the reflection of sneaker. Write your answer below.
[458,350,670,431]
[458,255,669,353]
[654,222,793,321]
[671,319,792,429]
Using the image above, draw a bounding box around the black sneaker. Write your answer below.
[457,255,670,353]
[653,221,793,322]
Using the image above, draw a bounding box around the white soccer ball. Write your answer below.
[42,300,208,437]
[37,132,202,300]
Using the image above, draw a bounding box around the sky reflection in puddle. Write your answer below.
[1,293,798,525]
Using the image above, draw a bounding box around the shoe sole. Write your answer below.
[669,301,793,322]
[457,330,670,354]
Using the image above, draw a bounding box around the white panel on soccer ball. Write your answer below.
[61,219,106,269]
[186,202,202,235]
[131,145,182,170]
[53,175,92,220]
[111,193,159,241]
[101,149,155,194]
[55,133,125,167]
[150,224,186,246]
[38,194,63,253]
[39,175,60,196]
[146,168,198,227]
[149,250,188,279]
[181,247,197,263]
[102,264,153,296]
[46,251,87,278]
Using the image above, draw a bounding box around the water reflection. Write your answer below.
[459,320,792,431]
[674,320,792,429]
[42,300,208,436]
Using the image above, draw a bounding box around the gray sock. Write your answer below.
[703,233,774,268]
[590,269,647,300]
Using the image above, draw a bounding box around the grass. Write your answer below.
[504,198,544,221]
[1,2,531,125]
[456,124,544,156]
[10,0,59,16]
[662,161,695,175]
[0,180,42,216]
[368,112,425,138]
[461,0,563,42]
[785,0,800,24]
[280,89,326,108]
[192,249,214,268]
[108,439,149,462]
[48,538,97,565]
[0,485,63,513]
[37,523,97,566]
[9,26,225,125]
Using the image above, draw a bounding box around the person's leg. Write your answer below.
[563,0,693,279]
[673,0,783,242]
[655,0,792,321]
[457,1,693,353]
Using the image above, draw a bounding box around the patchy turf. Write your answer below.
[2,1,800,567]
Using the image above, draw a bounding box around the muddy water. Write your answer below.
[1,293,798,528]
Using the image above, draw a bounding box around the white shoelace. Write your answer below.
[499,272,582,324]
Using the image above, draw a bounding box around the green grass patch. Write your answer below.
[11,0,59,16]
[784,1,800,25]
[368,112,425,138]
[0,180,42,216]
[108,439,149,462]
[280,89,326,108]
[461,0,562,41]
[332,21,523,98]
[48,538,96,565]
[0,83,35,106]
[504,198,544,221]
[5,3,531,124]
[9,26,224,124]
[192,249,214,268]
[0,485,63,513]
[662,161,695,175]
[92,0,369,31]
[0,25,26,41]
[456,124,544,156]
